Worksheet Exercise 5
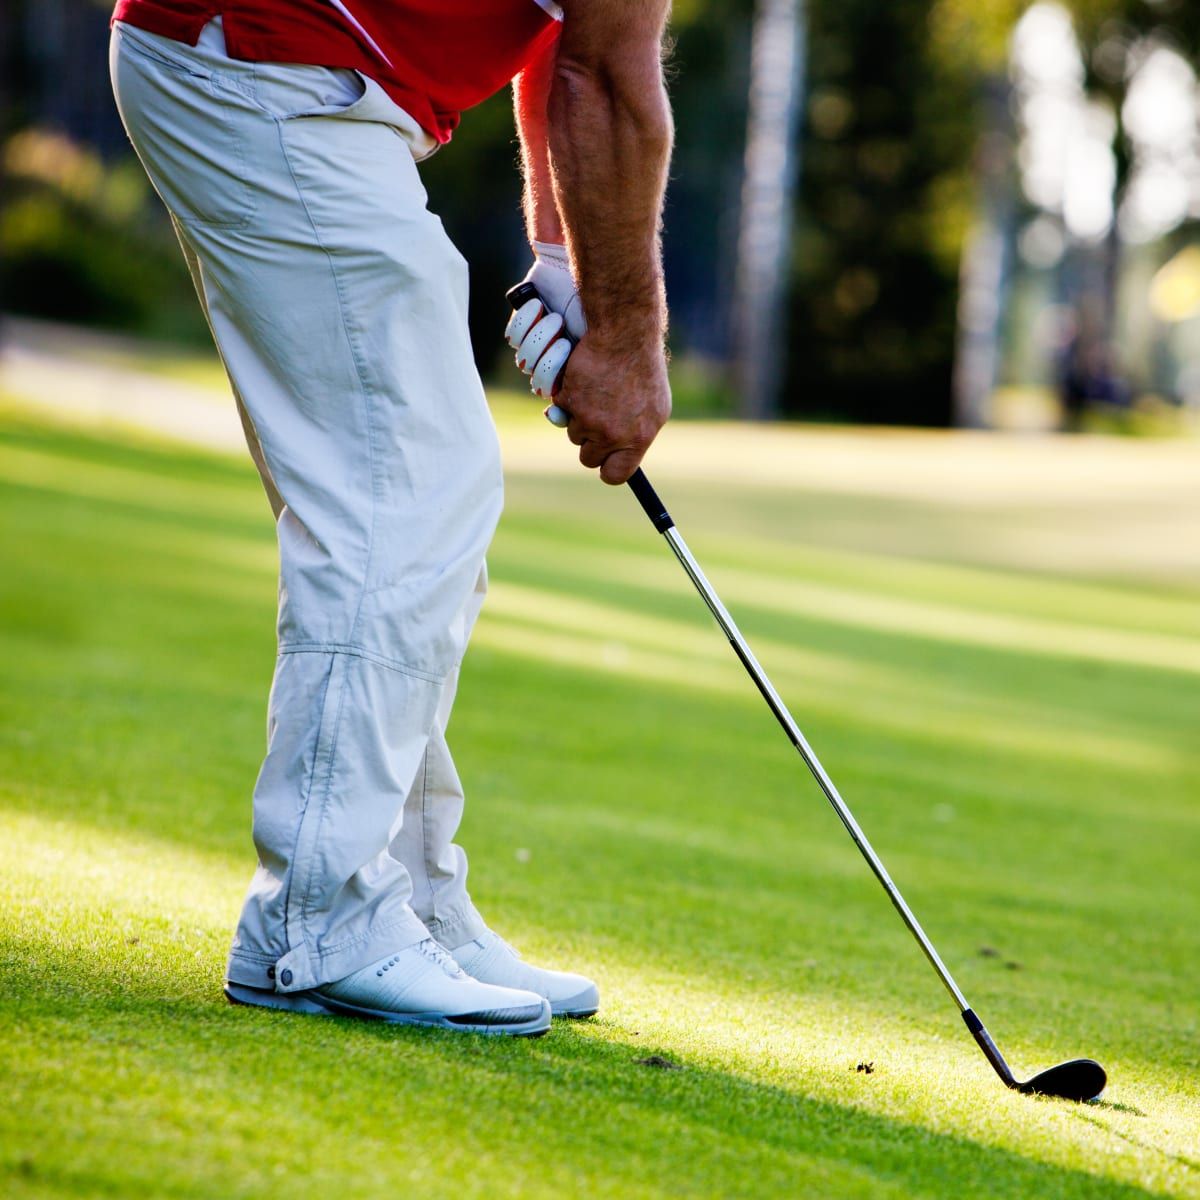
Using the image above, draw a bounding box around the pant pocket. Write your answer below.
[111,24,256,230]
[248,60,368,121]
[263,67,436,163]
[113,20,211,76]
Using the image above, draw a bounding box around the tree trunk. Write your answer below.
[953,75,1016,429]
[732,0,807,421]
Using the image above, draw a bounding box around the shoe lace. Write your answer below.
[418,938,464,978]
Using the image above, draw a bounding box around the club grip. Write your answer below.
[627,469,674,533]
[506,281,540,311]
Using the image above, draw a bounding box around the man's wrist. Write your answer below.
[583,320,668,361]
[585,281,668,343]
[532,239,568,263]
[578,259,672,331]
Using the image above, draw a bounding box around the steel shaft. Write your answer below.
[660,522,971,1012]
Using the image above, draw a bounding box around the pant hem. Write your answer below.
[226,909,431,991]
[426,903,488,951]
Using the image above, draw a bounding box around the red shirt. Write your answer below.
[111,0,561,144]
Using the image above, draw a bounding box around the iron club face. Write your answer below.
[965,1009,1106,1103]
[1018,1058,1107,1103]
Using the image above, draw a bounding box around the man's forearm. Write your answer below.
[507,1,674,487]
[547,1,673,342]
[514,37,564,245]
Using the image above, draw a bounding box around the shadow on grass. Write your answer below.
[1090,1099,1148,1117]
[1069,1110,1200,1176]
[0,931,1163,1200]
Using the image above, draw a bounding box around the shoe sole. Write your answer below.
[550,983,600,1020]
[224,982,551,1037]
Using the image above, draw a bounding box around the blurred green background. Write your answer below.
[3,0,1200,429]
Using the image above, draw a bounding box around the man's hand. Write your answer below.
[504,279,670,484]
[558,332,670,485]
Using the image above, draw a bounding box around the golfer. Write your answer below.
[108,0,672,1035]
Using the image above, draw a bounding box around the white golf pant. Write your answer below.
[110,19,501,992]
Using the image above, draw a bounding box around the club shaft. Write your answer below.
[659,522,971,1013]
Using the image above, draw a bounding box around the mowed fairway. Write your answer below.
[1,392,1198,1199]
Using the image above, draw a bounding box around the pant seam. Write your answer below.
[296,656,353,928]
[418,745,439,924]
[274,114,379,649]
[117,21,260,104]
[278,652,337,951]
[279,642,445,684]
[274,115,376,652]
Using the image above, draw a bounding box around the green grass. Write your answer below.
[1,397,1198,1198]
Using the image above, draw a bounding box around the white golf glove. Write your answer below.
[504,241,587,398]
[520,240,588,341]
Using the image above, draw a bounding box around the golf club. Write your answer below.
[507,283,1105,1101]
[620,468,1106,1104]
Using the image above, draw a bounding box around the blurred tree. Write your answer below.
[732,0,807,420]
[2,126,211,340]
[420,90,529,379]
[661,0,755,363]
[0,2,33,144]
[782,0,1199,427]
[784,0,977,425]
[1,0,207,340]
[934,0,1200,423]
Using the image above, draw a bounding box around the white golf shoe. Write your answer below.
[449,930,599,1018]
[224,938,551,1036]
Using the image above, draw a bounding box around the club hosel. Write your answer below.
[962,1009,1018,1089]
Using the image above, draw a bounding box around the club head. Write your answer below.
[1018,1058,1106,1102]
